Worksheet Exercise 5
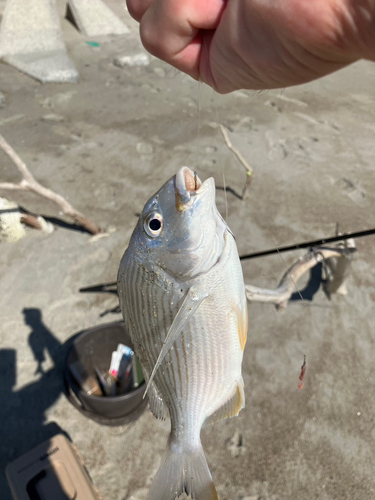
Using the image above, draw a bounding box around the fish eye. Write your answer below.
[144,213,163,237]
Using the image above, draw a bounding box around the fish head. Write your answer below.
[134,166,227,279]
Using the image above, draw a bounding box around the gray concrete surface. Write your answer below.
[0,0,78,82]
[67,0,129,37]
[1,3,375,500]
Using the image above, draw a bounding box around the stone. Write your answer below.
[153,67,166,77]
[42,113,65,122]
[227,430,246,457]
[136,142,153,155]
[0,0,78,83]
[113,53,150,68]
[67,0,129,37]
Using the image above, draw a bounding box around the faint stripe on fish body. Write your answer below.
[127,260,143,355]
[167,296,183,405]
[139,265,154,372]
[147,270,176,409]
[197,312,214,424]
[157,283,181,415]
[133,265,181,425]
[160,285,179,404]
[132,265,153,375]
[186,321,203,433]
[181,330,189,404]
[190,310,215,428]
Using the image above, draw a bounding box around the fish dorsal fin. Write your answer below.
[144,286,209,398]
[147,380,169,420]
[205,378,245,426]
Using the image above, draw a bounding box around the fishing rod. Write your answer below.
[239,227,375,260]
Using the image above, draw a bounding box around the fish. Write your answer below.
[117,166,248,500]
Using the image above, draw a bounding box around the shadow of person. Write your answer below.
[24,308,61,376]
[0,309,70,500]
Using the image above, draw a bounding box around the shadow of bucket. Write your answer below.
[64,321,148,426]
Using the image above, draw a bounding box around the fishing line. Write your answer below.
[213,90,229,221]
[194,80,229,221]
[195,77,202,170]
[268,233,315,371]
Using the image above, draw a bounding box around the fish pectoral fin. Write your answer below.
[205,378,245,426]
[143,286,209,398]
[147,380,169,420]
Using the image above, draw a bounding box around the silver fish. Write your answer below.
[118,167,248,500]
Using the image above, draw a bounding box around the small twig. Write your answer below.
[0,134,102,235]
[298,355,306,389]
[241,171,253,200]
[19,213,54,233]
[20,213,44,230]
[0,182,28,190]
[219,124,253,200]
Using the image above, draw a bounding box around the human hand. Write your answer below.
[126,0,375,93]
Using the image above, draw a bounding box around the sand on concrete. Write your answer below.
[1,2,375,499]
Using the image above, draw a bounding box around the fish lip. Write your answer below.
[175,166,212,211]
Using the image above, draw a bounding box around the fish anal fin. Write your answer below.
[205,378,245,426]
[147,380,169,420]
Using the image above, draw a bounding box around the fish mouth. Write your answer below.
[175,166,209,211]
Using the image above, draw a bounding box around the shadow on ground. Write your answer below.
[216,185,243,200]
[0,308,72,500]
[290,262,323,302]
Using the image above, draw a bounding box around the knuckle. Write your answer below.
[140,21,167,59]
[126,0,144,22]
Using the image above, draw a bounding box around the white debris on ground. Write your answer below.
[113,53,150,68]
[33,216,54,234]
[0,92,5,108]
[0,197,54,242]
[0,197,25,242]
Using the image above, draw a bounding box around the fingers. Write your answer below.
[138,0,225,79]
[126,0,153,22]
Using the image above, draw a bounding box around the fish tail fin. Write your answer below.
[147,436,218,500]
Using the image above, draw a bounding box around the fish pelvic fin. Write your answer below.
[147,436,218,500]
[144,286,209,398]
[205,378,245,427]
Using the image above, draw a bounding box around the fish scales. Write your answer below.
[118,167,248,500]
[121,236,243,431]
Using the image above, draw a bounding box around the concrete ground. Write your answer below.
[1,2,375,499]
